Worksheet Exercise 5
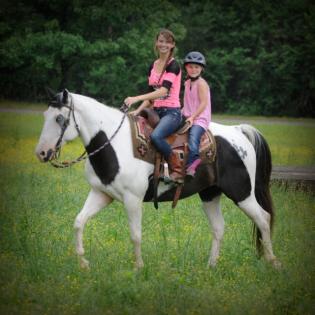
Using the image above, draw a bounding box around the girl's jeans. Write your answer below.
[150,107,182,159]
[187,124,205,166]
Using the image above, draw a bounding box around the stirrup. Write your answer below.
[168,172,184,184]
[160,162,172,183]
[160,173,183,184]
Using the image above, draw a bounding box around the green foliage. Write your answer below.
[0,0,314,116]
[179,0,315,116]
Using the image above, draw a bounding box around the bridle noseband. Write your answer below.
[48,94,128,168]
[53,96,80,153]
[48,94,82,167]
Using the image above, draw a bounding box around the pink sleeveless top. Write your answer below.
[182,78,211,130]
[148,58,181,108]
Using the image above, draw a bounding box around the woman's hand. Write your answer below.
[124,96,140,107]
[129,109,140,116]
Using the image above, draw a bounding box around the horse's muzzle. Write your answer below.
[36,148,54,162]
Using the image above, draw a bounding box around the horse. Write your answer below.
[35,89,281,270]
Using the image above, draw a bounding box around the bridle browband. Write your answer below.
[48,94,128,168]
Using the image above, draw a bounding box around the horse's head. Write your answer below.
[35,89,80,162]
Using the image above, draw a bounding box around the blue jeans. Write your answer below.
[150,107,182,159]
[187,124,205,165]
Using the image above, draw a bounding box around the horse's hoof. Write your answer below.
[134,260,144,270]
[79,257,90,270]
[271,258,282,270]
[207,259,217,268]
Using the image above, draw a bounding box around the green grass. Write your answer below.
[1,107,311,169]
[214,113,315,124]
[1,152,314,315]
[0,99,46,110]
[254,124,315,166]
[0,110,314,314]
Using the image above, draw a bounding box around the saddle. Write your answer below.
[128,108,216,208]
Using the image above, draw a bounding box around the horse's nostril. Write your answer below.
[40,151,45,156]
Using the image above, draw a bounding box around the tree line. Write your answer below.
[1,0,314,116]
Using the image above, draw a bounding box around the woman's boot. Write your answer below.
[167,152,184,184]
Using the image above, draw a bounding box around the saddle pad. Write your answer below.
[129,114,156,163]
[128,114,216,165]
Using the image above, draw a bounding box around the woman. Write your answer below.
[124,29,183,183]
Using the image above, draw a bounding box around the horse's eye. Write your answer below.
[56,114,65,126]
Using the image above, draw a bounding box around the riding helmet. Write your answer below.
[184,51,206,67]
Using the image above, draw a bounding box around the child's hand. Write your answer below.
[186,116,194,126]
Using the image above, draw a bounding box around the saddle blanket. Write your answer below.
[128,114,216,165]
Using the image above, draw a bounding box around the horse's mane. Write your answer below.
[72,93,104,106]
[72,93,120,114]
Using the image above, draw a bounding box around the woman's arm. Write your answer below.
[124,86,168,107]
[130,100,152,115]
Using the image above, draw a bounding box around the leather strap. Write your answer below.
[153,152,162,209]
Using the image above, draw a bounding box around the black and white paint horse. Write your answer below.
[35,90,281,269]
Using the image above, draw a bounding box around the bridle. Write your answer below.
[48,94,128,168]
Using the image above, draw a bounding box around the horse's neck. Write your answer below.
[72,94,123,146]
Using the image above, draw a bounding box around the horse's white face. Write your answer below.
[35,92,79,162]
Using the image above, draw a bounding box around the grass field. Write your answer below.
[253,124,315,166]
[0,101,314,166]
[0,109,314,314]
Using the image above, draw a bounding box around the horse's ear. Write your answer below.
[45,87,56,99]
[62,89,69,104]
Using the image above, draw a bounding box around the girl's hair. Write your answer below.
[154,28,176,83]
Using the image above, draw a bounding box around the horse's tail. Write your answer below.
[239,124,274,256]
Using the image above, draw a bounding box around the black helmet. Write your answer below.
[184,51,206,67]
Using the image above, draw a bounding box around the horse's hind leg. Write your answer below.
[238,194,281,268]
[74,188,113,269]
[200,190,224,267]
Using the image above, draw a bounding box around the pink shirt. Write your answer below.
[148,58,181,108]
[182,78,211,130]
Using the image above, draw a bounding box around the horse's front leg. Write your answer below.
[124,192,144,269]
[74,188,113,269]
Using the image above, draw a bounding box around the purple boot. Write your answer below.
[186,158,201,177]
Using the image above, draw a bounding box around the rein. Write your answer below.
[49,97,128,169]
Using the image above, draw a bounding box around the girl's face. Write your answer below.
[156,34,175,55]
[185,63,203,78]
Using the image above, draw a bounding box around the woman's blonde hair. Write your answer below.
[154,29,176,83]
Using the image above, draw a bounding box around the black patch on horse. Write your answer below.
[85,131,119,185]
[199,185,222,202]
[214,136,251,203]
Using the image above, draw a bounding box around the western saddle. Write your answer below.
[128,108,216,208]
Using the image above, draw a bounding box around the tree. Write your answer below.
[0,0,313,116]
[0,0,186,105]
[177,0,315,116]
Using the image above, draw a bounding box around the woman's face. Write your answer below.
[156,34,175,55]
[185,63,203,78]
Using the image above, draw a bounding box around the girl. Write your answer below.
[182,51,211,177]
[124,29,183,183]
